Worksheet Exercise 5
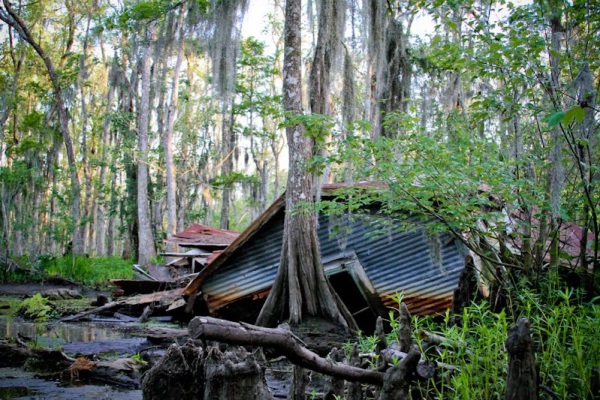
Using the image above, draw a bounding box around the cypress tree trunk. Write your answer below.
[256,0,353,330]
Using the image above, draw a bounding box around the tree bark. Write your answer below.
[220,101,233,230]
[378,347,421,400]
[163,4,186,242]
[136,23,157,266]
[504,318,538,400]
[256,0,354,331]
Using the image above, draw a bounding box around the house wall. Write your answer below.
[201,208,468,318]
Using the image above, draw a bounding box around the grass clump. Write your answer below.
[41,255,134,286]
[383,274,600,399]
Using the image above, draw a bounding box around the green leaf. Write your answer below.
[547,111,565,128]
[564,105,585,124]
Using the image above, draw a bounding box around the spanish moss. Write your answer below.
[207,0,249,99]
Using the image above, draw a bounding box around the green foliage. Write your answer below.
[41,256,134,286]
[326,115,527,245]
[17,293,53,322]
[130,352,148,366]
[118,0,193,25]
[211,171,260,189]
[391,280,600,399]
[545,105,586,128]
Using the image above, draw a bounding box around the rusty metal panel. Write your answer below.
[166,223,239,247]
[201,208,466,316]
[202,214,285,313]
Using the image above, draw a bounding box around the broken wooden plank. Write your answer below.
[161,249,211,257]
[121,289,182,306]
[166,257,189,267]
[148,264,173,281]
[133,264,157,281]
[61,289,183,322]
[61,301,123,322]
[166,298,186,312]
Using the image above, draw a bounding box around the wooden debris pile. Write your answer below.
[61,288,186,323]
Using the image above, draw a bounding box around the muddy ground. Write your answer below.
[0,281,334,399]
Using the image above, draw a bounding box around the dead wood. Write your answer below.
[142,340,272,400]
[451,255,480,323]
[374,316,387,372]
[415,329,463,349]
[324,348,345,399]
[139,304,153,322]
[288,365,310,400]
[396,303,412,353]
[189,316,384,386]
[378,346,421,400]
[0,338,75,371]
[346,343,363,400]
[61,357,97,382]
[204,346,272,400]
[40,288,82,300]
[60,289,182,322]
[147,263,175,281]
[60,300,122,322]
[142,340,206,400]
[505,318,538,400]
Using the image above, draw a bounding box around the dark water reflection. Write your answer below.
[0,316,129,349]
[0,317,146,399]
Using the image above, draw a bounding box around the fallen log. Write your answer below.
[1,337,75,370]
[188,316,384,386]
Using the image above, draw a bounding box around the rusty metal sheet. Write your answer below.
[201,207,466,317]
[166,223,239,247]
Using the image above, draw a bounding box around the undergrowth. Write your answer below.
[17,293,54,322]
[353,270,600,399]
[40,255,134,286]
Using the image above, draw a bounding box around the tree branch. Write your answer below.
[189,316,384,385]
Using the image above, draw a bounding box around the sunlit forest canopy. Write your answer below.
[0,0,597,278]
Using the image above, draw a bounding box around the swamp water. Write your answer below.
[0,316,147,399]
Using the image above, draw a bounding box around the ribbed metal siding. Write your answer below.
[201,212,285,312]
[202,209,466,315]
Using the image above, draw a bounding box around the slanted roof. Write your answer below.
[183,181,467,321]
[183,182,387,296]
[166,223,239,248]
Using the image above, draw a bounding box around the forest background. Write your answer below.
[0,0,598,284]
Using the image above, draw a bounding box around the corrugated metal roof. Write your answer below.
[192,194,467,317]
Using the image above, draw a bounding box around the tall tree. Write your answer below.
[163,3,187,243]
[0,0,85,254]
[136,21,157,266]
[257,0,355,330]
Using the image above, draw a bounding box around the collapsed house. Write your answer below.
[184,183,470,332]
[163,224,240,275]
